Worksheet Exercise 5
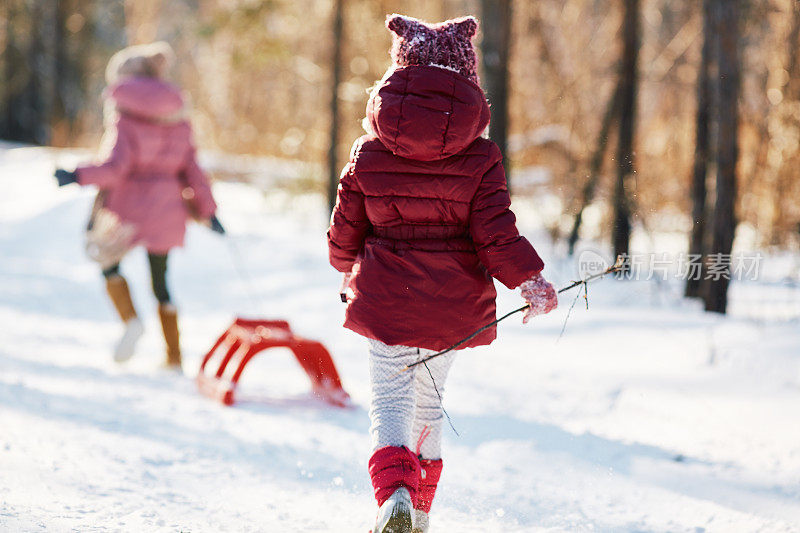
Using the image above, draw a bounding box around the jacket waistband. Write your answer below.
[366,235,475,253]
[372,224,468,241]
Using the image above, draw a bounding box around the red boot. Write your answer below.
[369,446,420,533]
[413,458,443,533]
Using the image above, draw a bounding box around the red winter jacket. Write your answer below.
[328,65,544,350]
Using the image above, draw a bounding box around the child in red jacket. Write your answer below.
[327,14,558,533]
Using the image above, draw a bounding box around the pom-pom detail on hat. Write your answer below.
[385,14,479,83]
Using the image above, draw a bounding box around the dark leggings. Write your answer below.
[102,252,171,304]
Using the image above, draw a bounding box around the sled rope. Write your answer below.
[401,258,623,373]
[224,236,263,312]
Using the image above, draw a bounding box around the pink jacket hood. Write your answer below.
[366,65,490,161]
[106,77,184,121]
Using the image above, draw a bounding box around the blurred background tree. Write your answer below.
[685,0,715,299]
[1,0,799,313]
[703,0,741,313]
[611,0,640,269]
[480,0,512,188]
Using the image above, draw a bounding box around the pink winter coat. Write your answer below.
[328,65,544,351]
[76,77,217,254]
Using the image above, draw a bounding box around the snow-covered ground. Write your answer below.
[1,142,800,532]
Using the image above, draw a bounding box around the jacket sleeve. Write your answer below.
[181,137,217,219]
[469,144,544,289]
[76,125,134,189]
[327,140,370,273]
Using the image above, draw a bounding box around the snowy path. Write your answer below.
[1,144,800,532]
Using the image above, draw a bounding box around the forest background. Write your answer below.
[2,0,799,312]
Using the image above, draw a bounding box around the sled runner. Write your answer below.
[197,318,350,407]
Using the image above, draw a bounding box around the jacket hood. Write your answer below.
[366,65,490,161]
[106,77,184,121]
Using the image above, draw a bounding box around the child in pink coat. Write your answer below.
[327,15,558,533]
[55,42,222,368]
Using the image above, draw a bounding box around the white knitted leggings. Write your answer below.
[368,338,456,459]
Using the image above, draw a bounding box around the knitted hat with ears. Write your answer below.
[386,14,479,84]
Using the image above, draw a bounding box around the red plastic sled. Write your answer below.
[197,318,350,407]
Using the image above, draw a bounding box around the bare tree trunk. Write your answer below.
[327,0,344,212]
[51,0,95,145]
[0,0,62,144]
[612,0,640,268]
[25,0,46,143]
[685,0,714,298]
[37,0,59,144]
[0,0,13,138]
[21,0,56,144]
[2,0,38,142]
[480,0,513,190]
[704,0,740,314]
[568,85,620,255]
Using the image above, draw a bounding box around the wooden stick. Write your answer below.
[401,258,623,372]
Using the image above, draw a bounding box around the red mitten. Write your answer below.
[520,273,558,323]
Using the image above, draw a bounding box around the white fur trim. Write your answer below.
[428,63,461,74]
